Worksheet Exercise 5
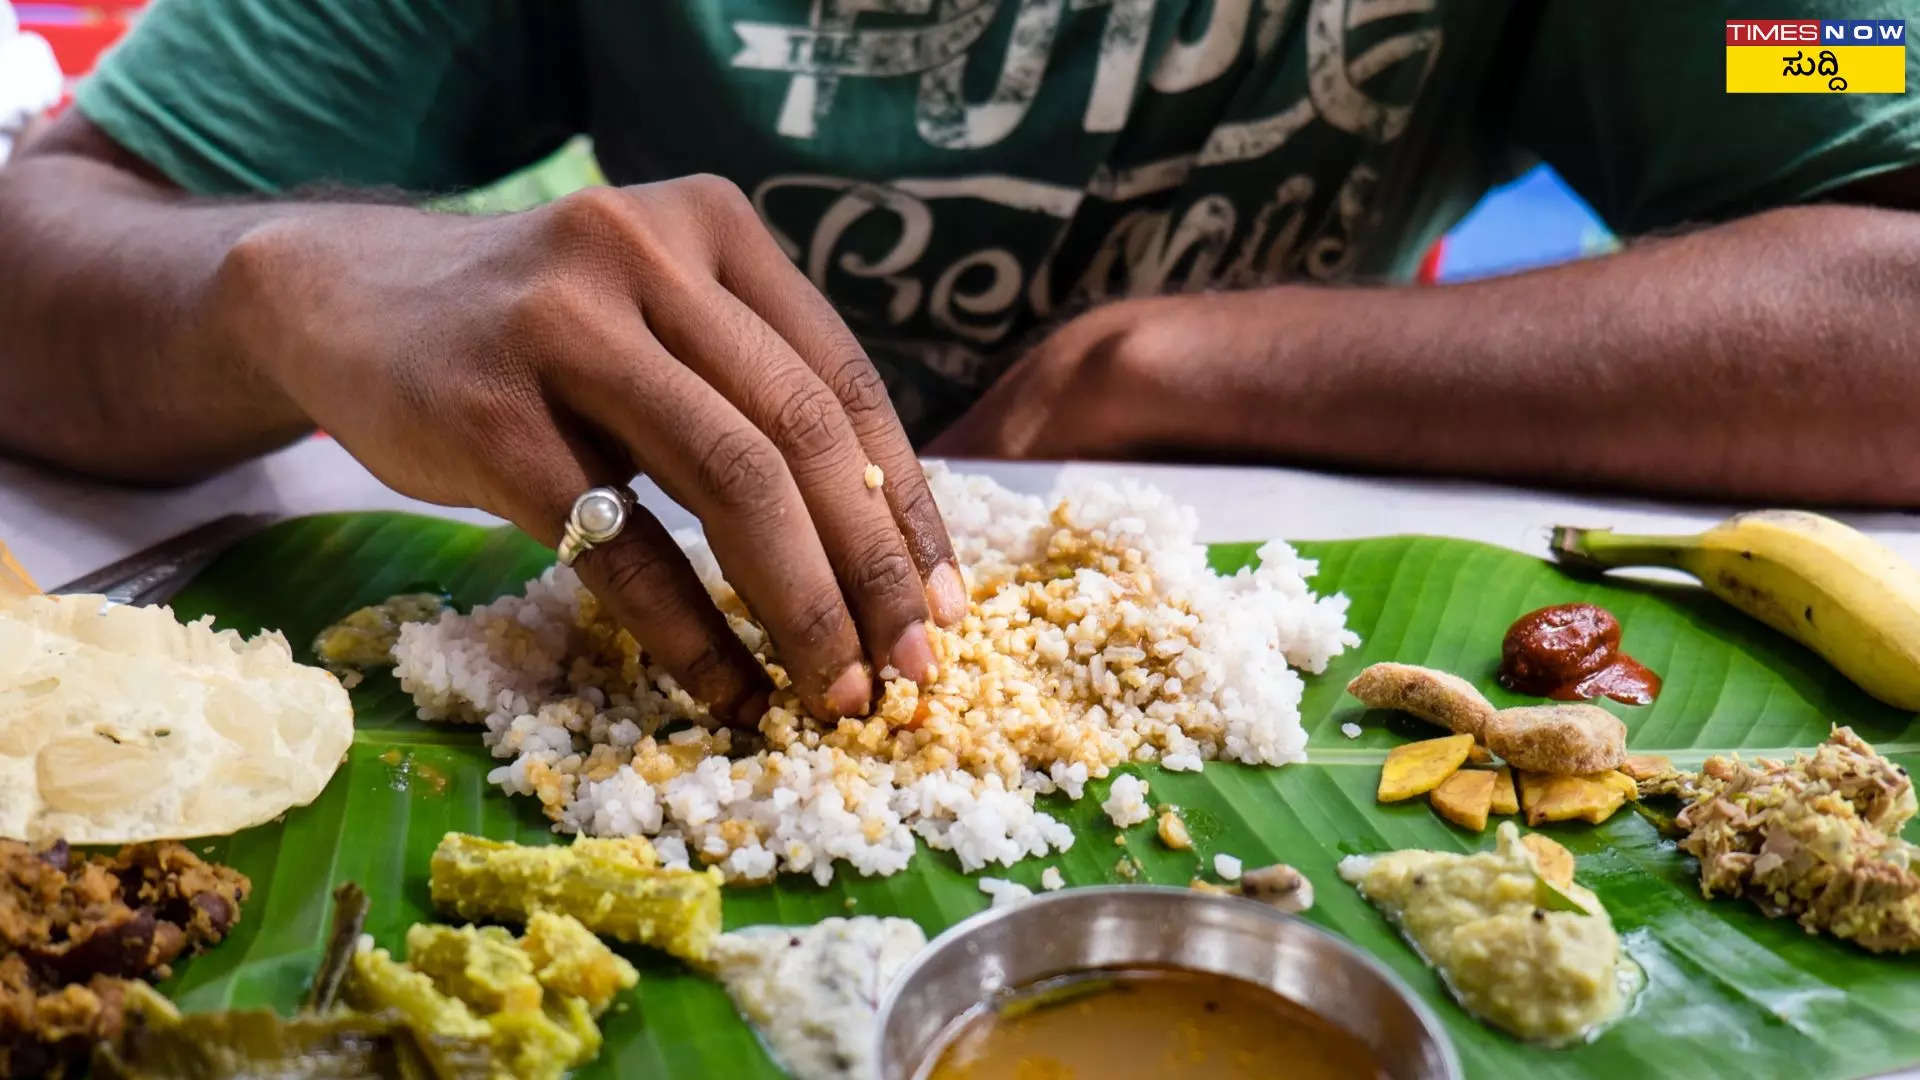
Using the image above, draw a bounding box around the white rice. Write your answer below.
[978,876,1034,907]
[393,467,1357,884]
[1215,853,1244,881]
[1101,774,1153,828]
[1040,866,1065,891]
[1341,722,1363,739]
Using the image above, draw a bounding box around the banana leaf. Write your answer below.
[160,513,1920,1080]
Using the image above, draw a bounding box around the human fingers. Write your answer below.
[645,275,939,683]
[540,298,874,719]
[474,407,773,728]
[691,178,967,626]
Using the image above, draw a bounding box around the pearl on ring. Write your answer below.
[556,485,636,566]
[575,489,625,539]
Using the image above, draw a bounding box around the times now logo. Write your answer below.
[1726,19,1907,44]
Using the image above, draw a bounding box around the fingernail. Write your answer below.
[927,563,967,626]
[730,690,770,731]
[827,663,873,717]
[890,621,938,684]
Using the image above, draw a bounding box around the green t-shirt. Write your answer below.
[77,0,1920,441]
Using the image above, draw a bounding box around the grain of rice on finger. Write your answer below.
[393,467,1358,885]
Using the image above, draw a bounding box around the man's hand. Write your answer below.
[938,201,1920,508]
[220,177,967,723]
[0,118,965,725]
[929,297,1171,460]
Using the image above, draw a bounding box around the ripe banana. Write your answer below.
[1550,510,1920,711]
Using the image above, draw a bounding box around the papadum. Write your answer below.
[0,593,353,842]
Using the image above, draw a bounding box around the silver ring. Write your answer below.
[556,485,637,567]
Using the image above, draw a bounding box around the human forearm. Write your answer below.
[0,147,313,481]
[1113,205,1920,505]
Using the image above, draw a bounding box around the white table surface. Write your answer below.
[5,436,1920,588]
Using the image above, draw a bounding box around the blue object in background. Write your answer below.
[1435,164,1616,282]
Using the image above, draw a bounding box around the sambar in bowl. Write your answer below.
[875,886,1459,1080]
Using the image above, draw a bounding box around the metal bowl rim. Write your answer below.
[872,883,1462,1080]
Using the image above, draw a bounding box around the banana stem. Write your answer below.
[1550,526,1698,574]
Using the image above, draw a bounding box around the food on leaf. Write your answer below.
[311,592,445,688]
[1518,770,1637,826]
[1551,511,1920,711]
[1377,734,1475,802]
[392,470,1361,887]
[710,918,926,1080]
[93,983,496,1080]
[1497,603,1660,706]
[1432,770,1498,831]
[1339,822,1634,1046]
[428,832,721,964]
[519,911,639,1016]
[1239,863,1315,913]
[344,945,491,1042]
[0,594,353,844]
[1520,833,1576,891]
[1346,662,1497,739]
[1467,743,1495,766]
[404,924,546,1016]
[306,883,370,1014]
[92,875,631,1080]
[1491,766,1520,816]
[1155,807,1192,850]
[1675,726,1919,953]
[0,838,248,1079]
[924,968,1385,1080]
[1620,754,1674,781]
[1483,704,1627,775]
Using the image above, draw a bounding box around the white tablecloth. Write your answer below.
[5,437,1920,588]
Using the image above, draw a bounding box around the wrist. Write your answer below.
[1081,291,1285,452]
[200,216,320,420]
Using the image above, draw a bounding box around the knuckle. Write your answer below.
[544,186,630,245]
[847,541,917,601]
[694,428,789,513]
[590,535,672,600]
[216,223,294,295]
[677,173,759,242]
[670,640,733,694]
[679,172,751,215]
[893,478,939,526]
[765,384,847,465]
[498,278,596,349]
[826,353,891,419]
[787,587,850,653]
[541,187,669,278]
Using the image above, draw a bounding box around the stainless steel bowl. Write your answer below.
[875,885,1460,1080]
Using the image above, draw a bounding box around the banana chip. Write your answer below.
[0,594,353,843]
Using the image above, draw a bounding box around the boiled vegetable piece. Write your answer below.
[487,997,599,1080]
[1377,734,1475,803]
[1490,767,1520,816]
[1518,770,1637,826]
[521,911,638,1016]
[429,833,723,964]
[406,923,543,1015]
[1431,770,1497,831]
[344,945,492,1041]
[1467,744,1496,766]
